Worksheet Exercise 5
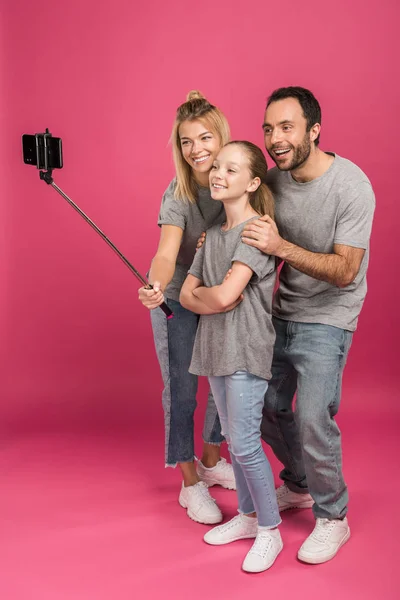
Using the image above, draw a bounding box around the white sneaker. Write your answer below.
[197,457,236,490]
[276,483,314,512]
[204,514,258,545]
[178,481,223,525]
[298,517,350,564]
[242,528,283,573]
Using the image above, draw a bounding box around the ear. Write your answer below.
[247,176,261,193]
[310,123,321,143]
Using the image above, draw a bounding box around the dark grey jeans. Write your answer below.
[262,317,353,520]
[150,298,224,467]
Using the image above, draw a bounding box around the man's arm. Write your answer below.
[242,215,364,288]
[193,262,253,310]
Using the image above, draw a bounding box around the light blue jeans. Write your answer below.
[209,371,281,528]
[262,317,353,520]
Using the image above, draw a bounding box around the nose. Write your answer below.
[270,128,282,145]
[191,139,202,155]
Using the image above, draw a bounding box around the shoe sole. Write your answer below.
[279,499,314,512]
[178,496,223,525]
[204,532,257,546]
[242,543,283,573]
[202,480,236,491]
[297,528,351,564]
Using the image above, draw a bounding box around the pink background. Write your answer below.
[2,0,398,431]
[0,2,399,597]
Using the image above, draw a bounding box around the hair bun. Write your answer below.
[186,90,205,102]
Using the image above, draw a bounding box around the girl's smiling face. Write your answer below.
[209,144,259,202]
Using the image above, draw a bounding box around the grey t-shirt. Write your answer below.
[188,220,276,380]
[157,179,225,301]
[267,154,375,332]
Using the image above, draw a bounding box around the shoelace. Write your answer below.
[196,482,217,506]
[248,532,272,558]
[311,518,336,543]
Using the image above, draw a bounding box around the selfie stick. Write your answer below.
[38,167,173,319]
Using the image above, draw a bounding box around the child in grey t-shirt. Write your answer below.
[180,141,282,574]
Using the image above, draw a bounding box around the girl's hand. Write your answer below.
[138,281,165,310]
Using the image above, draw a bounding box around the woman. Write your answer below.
[180,141,282,573]
[138,92,236,525]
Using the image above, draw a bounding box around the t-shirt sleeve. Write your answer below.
[334,182,375,249]
[231,239,275,282]
[188,244,204,281]
[157,180,188,230]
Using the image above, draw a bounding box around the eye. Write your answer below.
[263,128,272,135]
[283,126,292,131]
[211,164,217,170]
[228,169,236,173]
[202,135,212,141]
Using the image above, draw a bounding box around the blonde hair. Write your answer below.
[171,91,230,203]
[225,141,275,219]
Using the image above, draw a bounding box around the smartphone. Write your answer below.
[22,133,63,169]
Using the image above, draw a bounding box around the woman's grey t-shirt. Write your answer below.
[188,220,277,381]
[157,179,225,301]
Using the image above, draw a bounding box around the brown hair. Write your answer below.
[225,141,274,218]
[171,91,230,203]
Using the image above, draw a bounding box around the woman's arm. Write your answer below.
[193,262,253,311]
[138,225,183,309]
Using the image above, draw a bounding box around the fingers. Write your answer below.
[258,214,275,223]
[138,285,165,309]
[223,268,233,281]
[196,232,206,250]
[241,236,263,249]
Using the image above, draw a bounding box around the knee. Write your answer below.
[230,435,263,464]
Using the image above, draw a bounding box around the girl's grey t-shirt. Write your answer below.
[157,179,225,301]
[188,220,277,381]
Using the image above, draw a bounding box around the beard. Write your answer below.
[268,134,312,171]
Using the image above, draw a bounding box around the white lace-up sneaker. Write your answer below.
[197,457,236,490]
[178,481,223,525]
[276,483,314,512]
[242,528,283,573]
[204,514,258,545]
[298,517,350,564]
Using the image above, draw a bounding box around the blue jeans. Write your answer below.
[150,299,224,467]
[209,371,281,528]
[261,317,353,520]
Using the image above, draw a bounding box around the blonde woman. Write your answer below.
[138,92,236,524]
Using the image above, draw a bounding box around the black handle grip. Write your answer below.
[160,301,173,319]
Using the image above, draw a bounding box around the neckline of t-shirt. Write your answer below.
[286,152,338,187]
[219,216,259,235]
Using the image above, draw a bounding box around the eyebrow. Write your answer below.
[262,120,294,129]
[180,130,212,141]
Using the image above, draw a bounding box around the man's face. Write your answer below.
[263,97,313,171]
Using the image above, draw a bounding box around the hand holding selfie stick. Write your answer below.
[27,130,173,319]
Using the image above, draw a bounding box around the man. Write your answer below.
[241,87,375,564]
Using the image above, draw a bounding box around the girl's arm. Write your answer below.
[180,275,221,315]
[138,225,183,309]
[180,274,244,315]
[192,262,253,310]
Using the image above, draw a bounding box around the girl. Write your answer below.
[180,141,282,573]
[138,92,236,525]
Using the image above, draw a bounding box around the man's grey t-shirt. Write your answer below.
[267,154,375,332]
[188,220,276,381]
[157,179,225,301]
